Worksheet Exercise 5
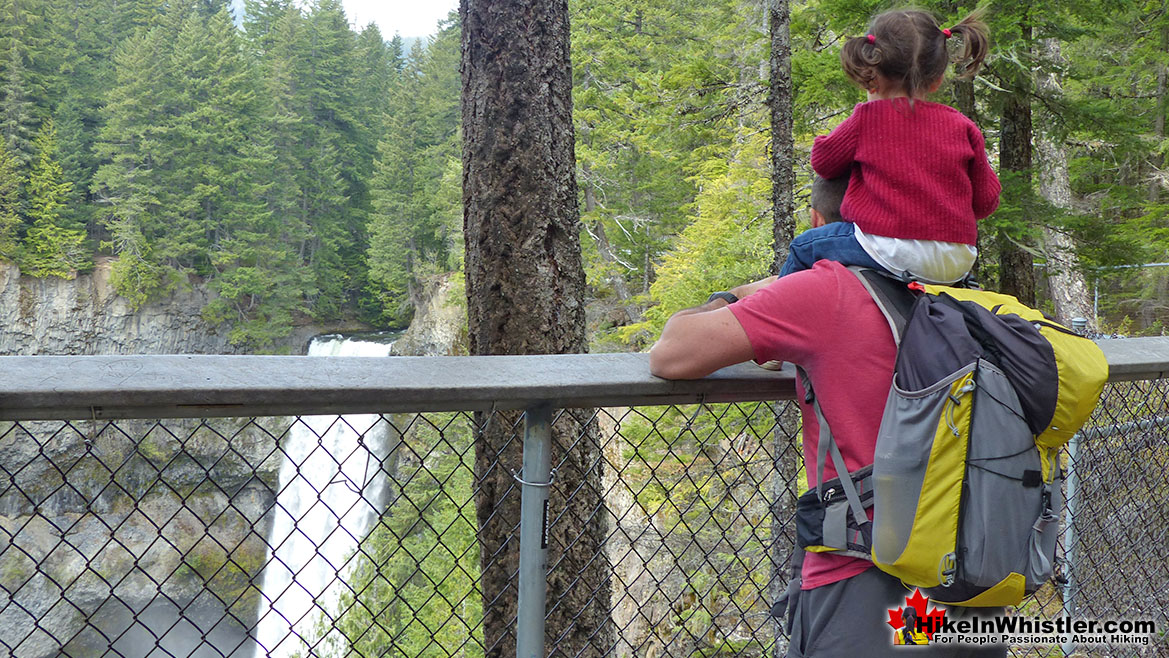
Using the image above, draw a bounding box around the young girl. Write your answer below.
[779,9,999,285]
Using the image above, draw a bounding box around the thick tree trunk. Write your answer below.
[951,78,976,121]
[997,12,1036,305]
[1036,38,1094,328]
[461,1,612,655]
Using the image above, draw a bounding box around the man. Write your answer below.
[649,177,1005,657]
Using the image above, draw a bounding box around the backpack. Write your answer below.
[795,268,1108,607]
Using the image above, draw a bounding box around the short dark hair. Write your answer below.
[811,175,849,223]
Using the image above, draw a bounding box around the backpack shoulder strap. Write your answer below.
[847,266,917,345]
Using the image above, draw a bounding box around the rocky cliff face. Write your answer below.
[394,273,466,357]
[0,264,466,657]
[0,261,356,657]
[0,259,324,356]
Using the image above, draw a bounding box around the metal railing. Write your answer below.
[0,341,1166,658]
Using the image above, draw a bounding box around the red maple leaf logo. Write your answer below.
[887,588,948,641]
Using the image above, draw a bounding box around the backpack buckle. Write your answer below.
[938,552,957,587]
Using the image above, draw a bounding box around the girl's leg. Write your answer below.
[778,222,882,277]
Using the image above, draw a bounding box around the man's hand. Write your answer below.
[730,276,777,300]
[648,276,775,379]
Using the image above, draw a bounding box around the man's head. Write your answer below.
[810,175,849,227]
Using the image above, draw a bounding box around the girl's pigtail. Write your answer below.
[840,35,883,90]
[948,9,990,78]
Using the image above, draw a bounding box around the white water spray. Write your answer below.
[252,335,397,657]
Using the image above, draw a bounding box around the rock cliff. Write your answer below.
[0,259,325,356]
[0,261,362,657]
[394,272,466,357]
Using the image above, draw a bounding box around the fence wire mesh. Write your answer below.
[0,381,1165,657]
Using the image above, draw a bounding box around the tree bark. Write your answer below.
[1036,37,1094,328]
[461,0,612,655]
[768,0,794,275]
[767,3,800,656]
[997,13,1035,305]
[951,78,976,121]
[1153,24,1168,203]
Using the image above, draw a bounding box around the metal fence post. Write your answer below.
[1061,431,1081,657]
[517,403,553,658]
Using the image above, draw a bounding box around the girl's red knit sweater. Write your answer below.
[810,99,1000,246]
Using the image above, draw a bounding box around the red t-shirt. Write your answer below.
[727,261,898,588]
[810,99,1000,245]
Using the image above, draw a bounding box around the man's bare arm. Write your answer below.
[648,277,775,380]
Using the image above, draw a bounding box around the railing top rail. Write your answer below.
[0,336,1162,420]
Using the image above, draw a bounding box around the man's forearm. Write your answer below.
[648,277,774,379]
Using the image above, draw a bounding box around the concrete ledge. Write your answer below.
[0,337,1161,420]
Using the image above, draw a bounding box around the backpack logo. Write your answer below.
[888,588,948,646]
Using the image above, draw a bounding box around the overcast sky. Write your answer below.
[341,0,458,39]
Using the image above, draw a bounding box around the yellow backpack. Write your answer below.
[795,269,1108,607]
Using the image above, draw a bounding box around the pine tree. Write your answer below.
[93,27,179,303]
[293,0,367,317]
[23,119,85,277]
[365,17,461,324]
[1,38,37,170]
[243,0,293,56]
[0,138,21,259]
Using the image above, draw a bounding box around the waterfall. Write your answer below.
[251,334,398,658]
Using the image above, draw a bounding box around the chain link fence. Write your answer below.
[0,377,1166,657]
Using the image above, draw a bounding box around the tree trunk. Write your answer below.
[951,78,976,121]
[461,0,612,656]
[583,164,636,323]
[767,3,800,656]
[768,0,794,275]
[1153,24,1168,203]
[997,13,1035,305]
[1036,37,1094,328]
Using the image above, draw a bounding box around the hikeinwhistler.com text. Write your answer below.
[927,616,1157,647]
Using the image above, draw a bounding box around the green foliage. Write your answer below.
[364,16,462,325]
[609,401,791,652]
[0,139,21,259]
[572,0,762,313]
[0,0,455,347]
[22,119,85,277]
[333,414,484,657]
[620,131,774,346]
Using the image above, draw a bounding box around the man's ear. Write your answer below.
[810,208,827,228]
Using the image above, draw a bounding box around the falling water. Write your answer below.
[251,334,398,658]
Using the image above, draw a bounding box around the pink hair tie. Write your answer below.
[942,28,952,38]
[866,34,876,44]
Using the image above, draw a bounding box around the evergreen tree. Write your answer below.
[365,17,461,324]
[1,38,37,170]
[463,0,614,654]
[243,0,293,56]
[23,119,85,277]
[0,138,20,259]
[93,27,179,303]
[292,0,367,317]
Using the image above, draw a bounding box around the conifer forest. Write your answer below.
[1,0,1167,347]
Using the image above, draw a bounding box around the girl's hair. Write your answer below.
[840,8,989,99]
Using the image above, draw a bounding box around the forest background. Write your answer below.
[0,0,1166,351]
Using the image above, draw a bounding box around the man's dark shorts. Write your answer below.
[787,567,1008,658]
